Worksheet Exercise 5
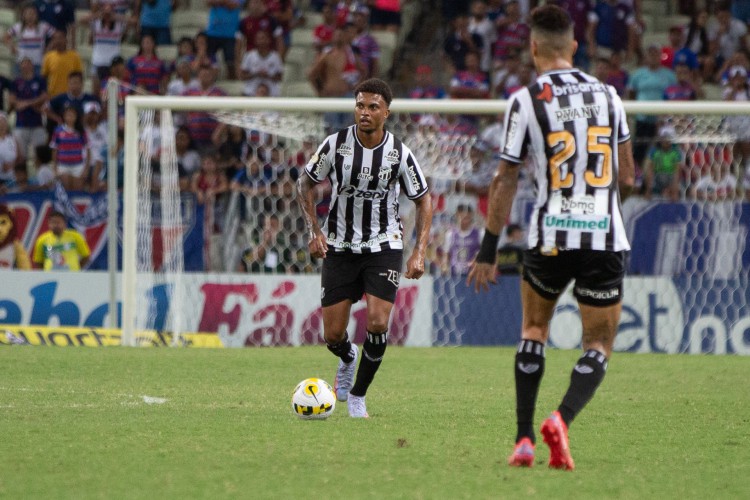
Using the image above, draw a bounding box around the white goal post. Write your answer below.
[122,96,750,347]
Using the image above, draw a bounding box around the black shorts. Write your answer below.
[320,249,403,307]
[522,248,628,307]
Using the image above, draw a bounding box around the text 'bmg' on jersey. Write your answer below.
[500,68,631,252]
[305,125,429,253]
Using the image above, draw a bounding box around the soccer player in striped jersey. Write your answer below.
[467,4,636,470]
[297,78,433,418]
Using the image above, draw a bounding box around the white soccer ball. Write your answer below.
[291,378,336,420]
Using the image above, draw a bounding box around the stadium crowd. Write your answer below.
[0,0,749,274]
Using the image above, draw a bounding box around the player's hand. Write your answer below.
[404,252,425,279]
[308,231,328,259]
[466,260,498,293]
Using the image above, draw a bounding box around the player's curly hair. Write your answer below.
[530,4,573,35]
[354,78,393,106]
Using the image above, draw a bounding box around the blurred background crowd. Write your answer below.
[0,0,747,276]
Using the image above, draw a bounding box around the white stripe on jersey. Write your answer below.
[500,69,631,252]
[304,125,429,253]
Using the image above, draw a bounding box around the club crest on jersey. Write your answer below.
[337,144,353,156]
[378,166,392,181]
[384,149,400,164]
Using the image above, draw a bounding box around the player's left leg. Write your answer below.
[347,250,402,417]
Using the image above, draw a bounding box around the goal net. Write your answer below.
[122,95,750,354]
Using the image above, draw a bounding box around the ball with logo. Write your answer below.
[291,378,336,420]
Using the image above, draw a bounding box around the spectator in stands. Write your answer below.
[661,26,691,70]
[370,0,401,33]
[175,36,196,66]
[492,0,529,71]
[313,2,337,52]
[664,63,703,100]
[238,0,286,60]
[41,29,83,99]
[708,3,748,81]
[449,51,490,99]
[92,0,131,16]
[548,0,593,70]
[81,4,130,98]
[643,125,682,201]
[691,162,738,201]
[716,51,750,86]
[0,74,11,114]
[458,139,495,217]
[191,150,229,271]
[408,64,446,99]
[722,65,750,172]
[684,9,714,82]
[444,13,483,72]
[127,34,169,94]
[266,0,296,58]
[82,101,107,186]
[100,55,130,130]
[0,112,21,189]
[135,0,175,46]
[192,32,220,75]
[491,48,522,98]
[167,56,200,97]
[10,57,49,163]
[3,3,54,75]
[238,214,293,274]
[307,25,364,132]
[441,204,481,276]
[47,71,99,138]
[587,0,636,63]
[239,30,284,96]
[175,126,201,178]
[351,5,381,79]
[628,45,677,166]
[34,0,76,47]
[230,153,273,208]
[32,144,56,191]
[468,0,496,75]
[32,210,91,271]
[50,105,89,190]
[183,65,227,151]
[204,0,243,80]
[496,223,524,275]
[334,0,354,27]
[212,122,248,181]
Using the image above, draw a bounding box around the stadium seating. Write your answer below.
[172,10,209,32]
[0,6,14,30]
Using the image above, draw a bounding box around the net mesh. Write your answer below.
[130,95,750,351]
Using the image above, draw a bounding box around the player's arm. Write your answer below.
[404,193,432,280]
[618,139,636,201]
[297,174,327,259]
[466,159,520,292]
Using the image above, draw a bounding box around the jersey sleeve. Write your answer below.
[74,231,91,258]
[304,136,335,183]
[609,88,631,143]
[398,145,429,200]
[499,90,530,164]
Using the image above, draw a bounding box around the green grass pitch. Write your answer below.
[1,346,748,499]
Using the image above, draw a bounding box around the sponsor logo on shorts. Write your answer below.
[378,269,400,287]
[526,270,562,295]
[321,287,325,299]
[575,286,619,301]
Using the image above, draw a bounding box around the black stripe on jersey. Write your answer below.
[603,88,618,251]
[344,136,364,244]
[530,81,552,248]
[359,140,386,253]
[549,73,576,250]
[327,129,349,239]
[573,71,597,249]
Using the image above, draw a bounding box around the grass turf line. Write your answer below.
[1,346,748,499]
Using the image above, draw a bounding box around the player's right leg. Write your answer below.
[508,280,559,467]
[322,301,358,402]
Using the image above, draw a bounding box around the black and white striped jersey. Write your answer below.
[305,125,429,253]
[500,68,631,252]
